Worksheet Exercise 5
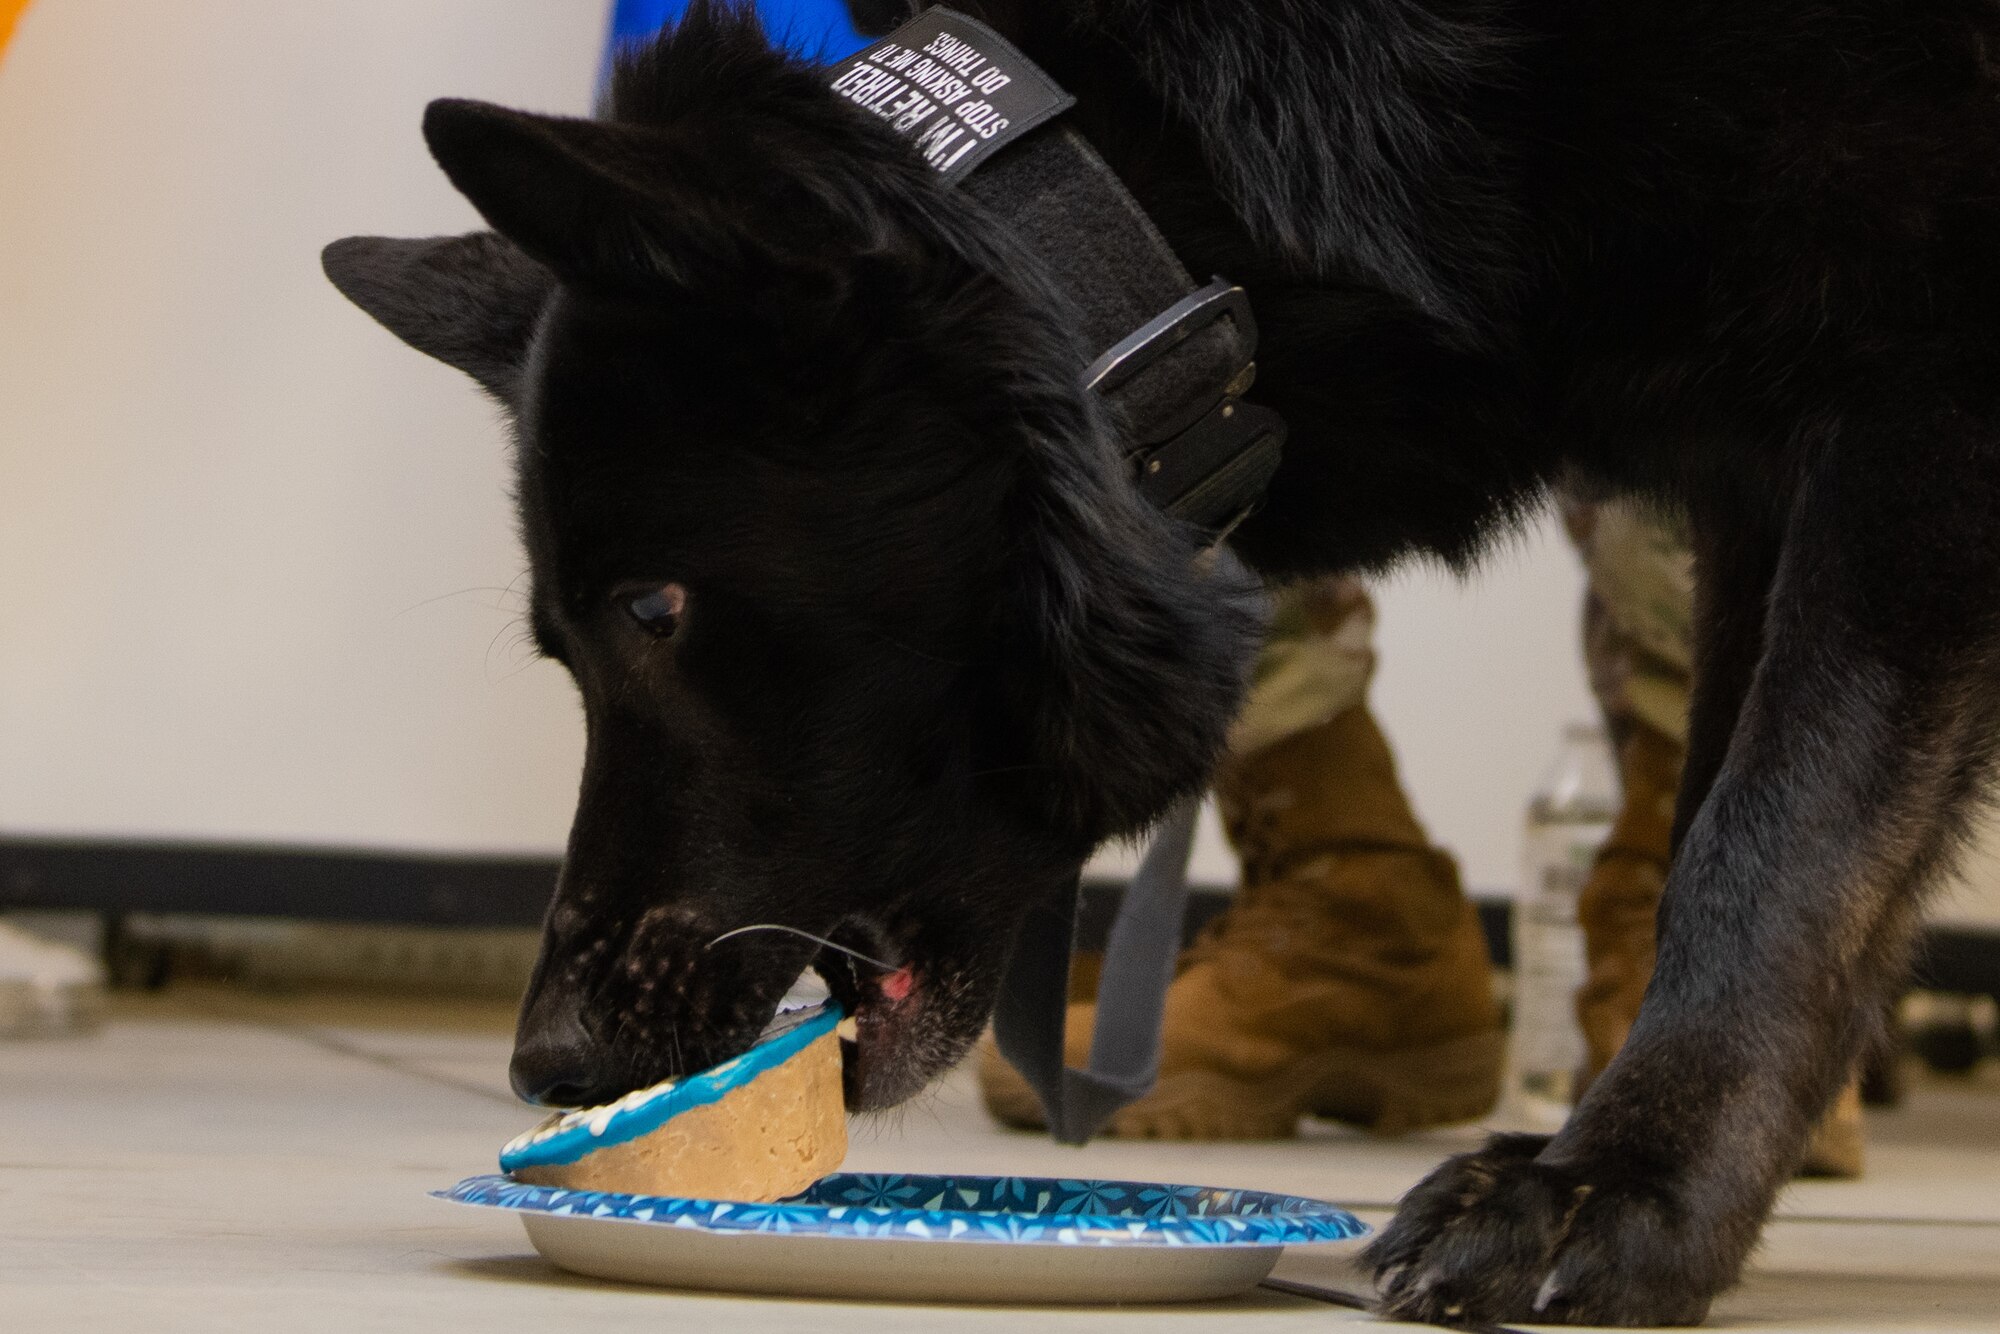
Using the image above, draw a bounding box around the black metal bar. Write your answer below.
[3,835,1996,996]
[0,836,556,927]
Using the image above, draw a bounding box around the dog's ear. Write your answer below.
[420,99,684,285]
[425,96,810,294]
[995,452,1264,847]
[320,231,551,400]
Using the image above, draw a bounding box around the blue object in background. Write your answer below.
[603,0,869,90]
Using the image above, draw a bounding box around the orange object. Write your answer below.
[0,1,29,60]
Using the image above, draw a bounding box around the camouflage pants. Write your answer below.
[1225,575,1379,758]
[1229,501,1694,762]
[1562,499,1694,748]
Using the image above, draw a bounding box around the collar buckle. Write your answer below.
[1087,278,1285,535]
[1083,278,1257,396]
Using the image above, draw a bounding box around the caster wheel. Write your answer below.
[1912,1018,1984,1075]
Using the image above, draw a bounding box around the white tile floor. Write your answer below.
[3,987,1996,1332]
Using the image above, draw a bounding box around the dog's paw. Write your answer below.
[1364,1133,1735,1327]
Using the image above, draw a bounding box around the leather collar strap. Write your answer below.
[830,9,1282,1144]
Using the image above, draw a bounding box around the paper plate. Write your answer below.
[438,1172,1369,1304]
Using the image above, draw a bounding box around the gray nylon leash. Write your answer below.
[988,549,1267,1146]
[991,796,1201,1145]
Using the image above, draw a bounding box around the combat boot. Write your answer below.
[980,704,1504,1139]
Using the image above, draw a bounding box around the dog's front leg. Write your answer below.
[1369,415,2000,1325]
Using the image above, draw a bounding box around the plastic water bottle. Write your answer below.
[1504,723,1618,1129]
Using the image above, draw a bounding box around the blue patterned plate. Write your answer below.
[438,1172,1368,1304]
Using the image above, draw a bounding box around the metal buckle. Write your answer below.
[1136,396,1285,533]
[1082,277,1258,394]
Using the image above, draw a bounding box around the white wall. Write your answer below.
[0,0,1592,886]
[1371,531,1595,887]
[0,1,604,854]
[5,2,1992,916]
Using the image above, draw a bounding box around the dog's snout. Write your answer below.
[509,1008,602,1107]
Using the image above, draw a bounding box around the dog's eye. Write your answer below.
[622,583,686,638]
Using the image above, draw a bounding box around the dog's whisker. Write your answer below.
[482,619,538,682]
[391,585,524,620]
[704,924,898,973]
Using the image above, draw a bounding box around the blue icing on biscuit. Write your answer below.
[499,1001,843,1173]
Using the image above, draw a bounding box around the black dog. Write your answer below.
[324,1,2000,1324]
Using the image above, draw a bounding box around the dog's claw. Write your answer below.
[1366,1134,1732,1326]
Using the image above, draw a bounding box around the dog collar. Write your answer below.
[828,8,1285,538]
[830,11,1276,1146]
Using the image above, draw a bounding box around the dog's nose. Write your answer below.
[509,1010,601,1107]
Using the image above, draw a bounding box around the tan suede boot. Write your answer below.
[1577,722,1866,1177]
[980,705,1505,1139]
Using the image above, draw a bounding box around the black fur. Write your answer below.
[324,2,1258,1113]
[324,1,2000,1323]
